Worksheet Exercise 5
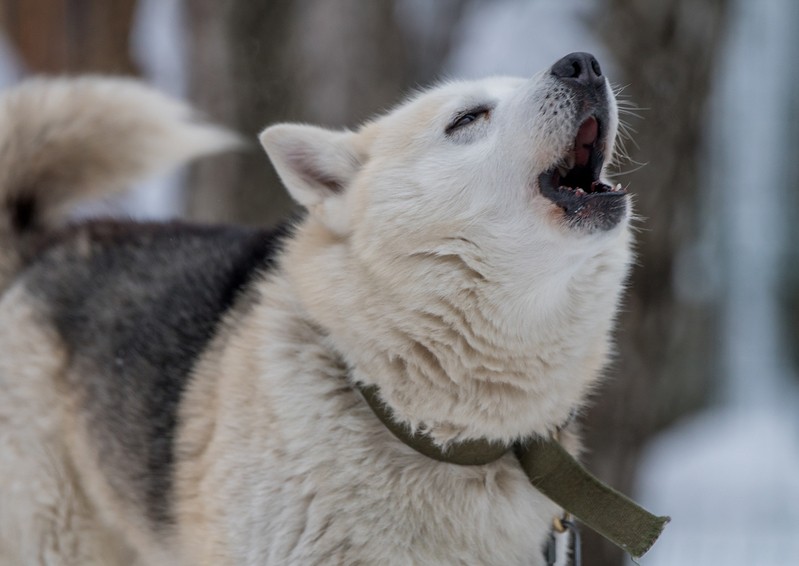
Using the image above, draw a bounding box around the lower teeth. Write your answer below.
[555,182,623,195]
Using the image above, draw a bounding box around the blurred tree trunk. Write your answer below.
[782,6,799,378]
[0,0,138,74]
[583,1,729,564]
[184,0,468,227]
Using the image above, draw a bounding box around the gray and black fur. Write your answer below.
[22,220,292,527]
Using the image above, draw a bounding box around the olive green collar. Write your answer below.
[357,383,669,560]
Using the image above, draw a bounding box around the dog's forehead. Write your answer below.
[360,76,527,142]
[406,76,526,117]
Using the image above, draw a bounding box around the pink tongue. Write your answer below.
[574,117,598,166]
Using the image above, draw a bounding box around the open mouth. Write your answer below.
[538,116,627,231]
[539,116,623,198]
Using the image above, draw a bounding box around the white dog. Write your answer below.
[0,53,637,565]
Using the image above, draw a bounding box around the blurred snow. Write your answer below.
[632,0,799,564]
[636,405,799,565]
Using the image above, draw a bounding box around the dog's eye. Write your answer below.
[446,107,490,135]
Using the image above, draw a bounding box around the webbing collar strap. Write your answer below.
[357,383,669,560]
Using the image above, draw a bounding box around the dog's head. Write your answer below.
[265,52,625,235]
[261,54,632,433]
[262,50,629,314]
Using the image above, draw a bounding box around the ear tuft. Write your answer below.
[259,124,361,208]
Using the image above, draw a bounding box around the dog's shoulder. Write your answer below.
[22,218,293,526]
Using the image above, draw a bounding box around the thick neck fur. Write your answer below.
[282,217,632,445]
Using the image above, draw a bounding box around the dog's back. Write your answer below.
[26,221,289,525]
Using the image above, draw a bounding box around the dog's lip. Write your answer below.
[538,169,625,203]
[537,167,628,232]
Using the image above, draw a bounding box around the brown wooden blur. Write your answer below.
[0,0,138,74]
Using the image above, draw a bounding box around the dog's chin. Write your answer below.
[538,116,628,233]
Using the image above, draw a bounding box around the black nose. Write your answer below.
[550,52,604,88]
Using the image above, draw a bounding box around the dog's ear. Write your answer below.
[260,124,360,232]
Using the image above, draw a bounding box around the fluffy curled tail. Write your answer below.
[0,76,239,290]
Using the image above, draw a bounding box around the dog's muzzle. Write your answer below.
[538,52,628,232]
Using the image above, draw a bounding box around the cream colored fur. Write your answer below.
[0,70,632,565]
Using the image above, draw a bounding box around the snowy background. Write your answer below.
[1,1,797,564]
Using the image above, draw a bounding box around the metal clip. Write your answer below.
[545,514,581,566]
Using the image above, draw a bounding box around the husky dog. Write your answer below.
[0,53,632,565]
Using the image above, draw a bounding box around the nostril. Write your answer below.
[590,57,602,77]
[571,61,582,78]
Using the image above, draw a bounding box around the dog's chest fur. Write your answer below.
[176,274,559,565]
